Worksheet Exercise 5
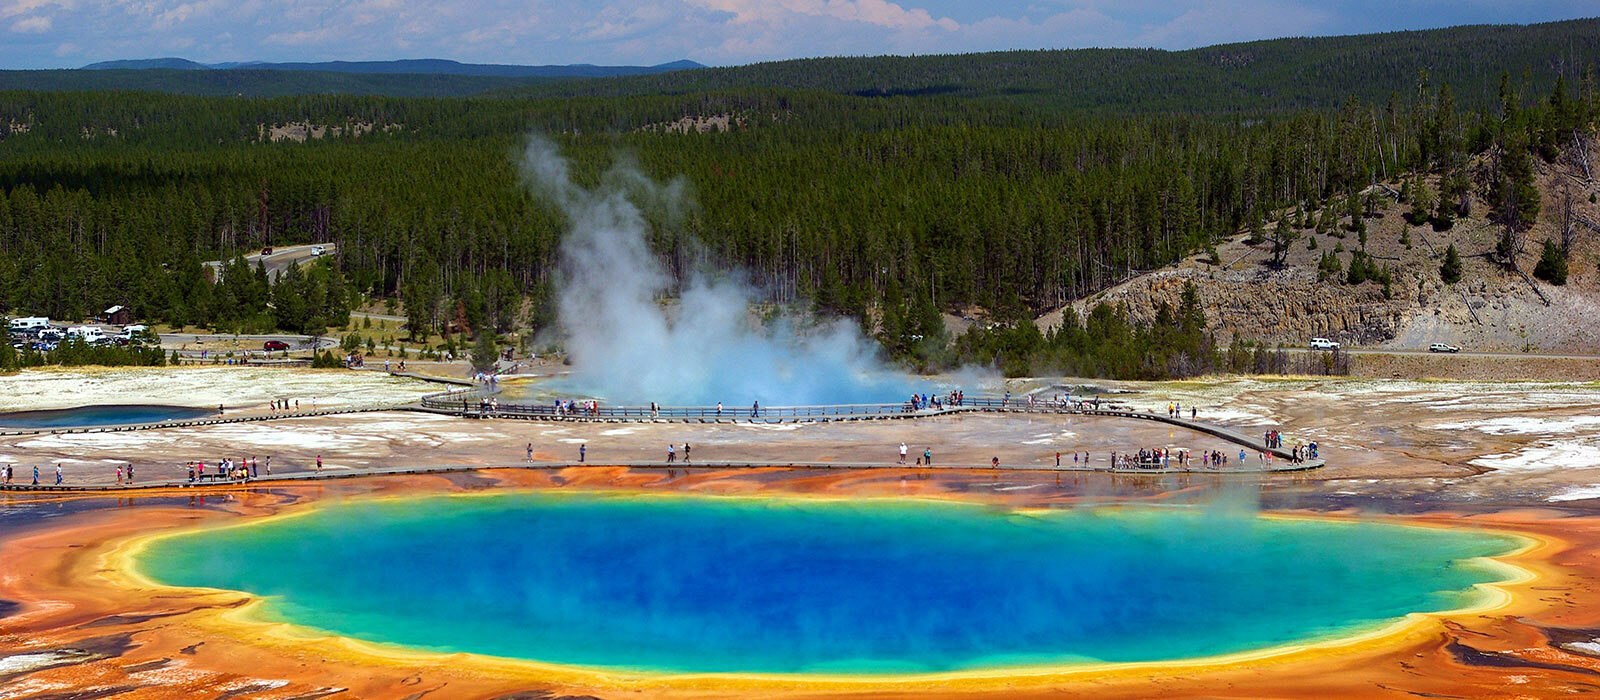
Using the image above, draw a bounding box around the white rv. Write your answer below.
[66,326,107,343]
[8,317,49,333]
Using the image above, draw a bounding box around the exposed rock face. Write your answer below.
[1042,138,1600,353]
[1075,266,1410,346]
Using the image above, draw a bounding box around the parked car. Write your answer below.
[37,328,65,342]
[263,340,291,351]
[1428,343,1461,353]
[1309,337,1341,350]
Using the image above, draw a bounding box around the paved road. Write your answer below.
[157,333,337,354]
[1287,346,1600,361]
[351,310,407,323]
[202,242,337,281]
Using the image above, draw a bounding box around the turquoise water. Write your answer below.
[0,404,212,428]
[138,493,1519,675]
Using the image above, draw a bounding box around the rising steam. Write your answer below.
[521,136,910,406]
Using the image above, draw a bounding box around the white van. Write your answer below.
[67,326,107,343]
[8,317,49,333]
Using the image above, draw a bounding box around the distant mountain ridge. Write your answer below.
[81,57,704,79]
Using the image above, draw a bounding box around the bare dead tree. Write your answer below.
[1561,186,1576,254]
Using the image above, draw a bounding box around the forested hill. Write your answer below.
[0,69,535,98]
[82,58,705,79]
[0,60,705,98]
[512,19,1600,112]
[2,19,1594,106]
[0,19,1597,379]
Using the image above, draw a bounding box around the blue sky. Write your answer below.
[1,1,1594,69]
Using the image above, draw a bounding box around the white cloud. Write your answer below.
[0,0,64,21]
[692,0,959,32]
[1135,0,1330,49]
[9,13,48,32]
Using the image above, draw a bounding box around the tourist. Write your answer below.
[116,465,123,485]
[32,465,39,485]
[991,456,1000,469]
[250,457,258,478]
[579,443,586,462]
[265,455,272,474]
[316,454,323,472]
[55,465,62,485]
[923,447,933,467]
[751,400,760,418]
[899,442,908,464]
[1056,452,1061,467]
[667,444,676,463]
[683,443,691,462]
[526,443,534,461]
[716,401,723,417]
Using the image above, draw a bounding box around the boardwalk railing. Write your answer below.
[410,391,1316,465]
[419,392,1115,422]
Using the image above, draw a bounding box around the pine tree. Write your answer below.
[470,331,499,372]
[1408,180,1436,225]
[1533,240,1568,285]
[1440,243,1463,284]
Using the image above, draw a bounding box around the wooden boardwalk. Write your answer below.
[0,455,1322,493]
[0,391,1324,493]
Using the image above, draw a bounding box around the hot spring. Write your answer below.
[0,404,213,429]
[135,492,1521,675]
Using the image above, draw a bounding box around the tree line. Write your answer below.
[0,45,1595,379]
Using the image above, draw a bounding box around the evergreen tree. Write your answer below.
[1408,180,1436,225]
[1440,243,1463,284]
[1533,240,1569,285]
[470,331,499,372]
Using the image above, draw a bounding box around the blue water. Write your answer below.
[138,493,1519,675]
[0,404,213,428]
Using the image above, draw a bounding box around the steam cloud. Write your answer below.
[521,136,911,406]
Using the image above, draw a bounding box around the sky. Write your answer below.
[0,1,1595,69]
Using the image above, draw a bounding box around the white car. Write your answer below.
[1309,337,1341,351]
[1428,343,1461,353]
[310,245,326,256]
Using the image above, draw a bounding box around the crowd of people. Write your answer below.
[1264,430,1285,449]
[184,456,273,482]
[551,399,600,417]
[905,390,967,412]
